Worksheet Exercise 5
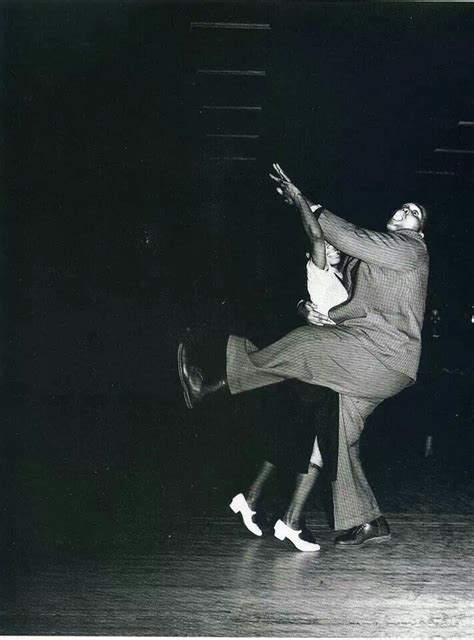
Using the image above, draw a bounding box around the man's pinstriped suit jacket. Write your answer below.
[319,210,429,382]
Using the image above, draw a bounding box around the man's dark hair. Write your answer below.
[414,202,428,231]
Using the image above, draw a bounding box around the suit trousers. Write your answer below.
[226,328,412,530]
[226,327,411,400]
[333,395,382,529]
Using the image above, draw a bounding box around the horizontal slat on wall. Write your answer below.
[434,148,474,155]
[418,149,474,177]
[191,22,271,30]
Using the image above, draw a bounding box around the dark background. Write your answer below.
[2,2,472,554]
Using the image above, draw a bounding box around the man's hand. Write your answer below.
[269,163,302,205]
[297,301,336,326]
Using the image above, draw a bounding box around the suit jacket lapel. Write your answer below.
[342,256,359,295]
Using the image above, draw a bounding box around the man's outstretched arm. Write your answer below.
[316,208,425,271]
[272,165,425,271]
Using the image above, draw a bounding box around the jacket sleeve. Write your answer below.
[319,209,425,271]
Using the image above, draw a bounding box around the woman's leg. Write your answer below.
[230,460,276,537]
[245,460,276,509]
[283,462,320,530]
[273,462,322,551]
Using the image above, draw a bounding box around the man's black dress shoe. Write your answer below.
[177,342,204,409]
[178,341,228,409]
[334,516,391,548]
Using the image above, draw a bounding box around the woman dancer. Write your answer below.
[229,165,348,551]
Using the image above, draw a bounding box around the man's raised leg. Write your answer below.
[179,327,411,408]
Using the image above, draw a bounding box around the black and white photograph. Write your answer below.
[2,1,473,637]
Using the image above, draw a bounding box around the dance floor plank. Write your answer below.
[2,511,472,637]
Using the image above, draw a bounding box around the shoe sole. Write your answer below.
[335,534,391,548]
[177,342,193,409]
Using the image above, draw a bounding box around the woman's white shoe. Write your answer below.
[274,519,320,552]
[229,493,263,537]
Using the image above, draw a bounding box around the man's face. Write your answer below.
[386,203,424,233]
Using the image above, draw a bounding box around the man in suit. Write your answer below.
[178,173,429,547]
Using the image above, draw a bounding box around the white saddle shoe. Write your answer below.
[274,519,320,552]
[229,493,263,537]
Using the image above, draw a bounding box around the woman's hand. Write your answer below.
[297,301,336,326]
[269,163,302,205]
[279,181,302,205]
[272,163,292,184]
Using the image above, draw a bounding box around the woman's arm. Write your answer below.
[297,194,327,270]
[285,187,327,270]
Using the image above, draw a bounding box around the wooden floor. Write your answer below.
[2,394,472,637]
[2,510,473,637]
